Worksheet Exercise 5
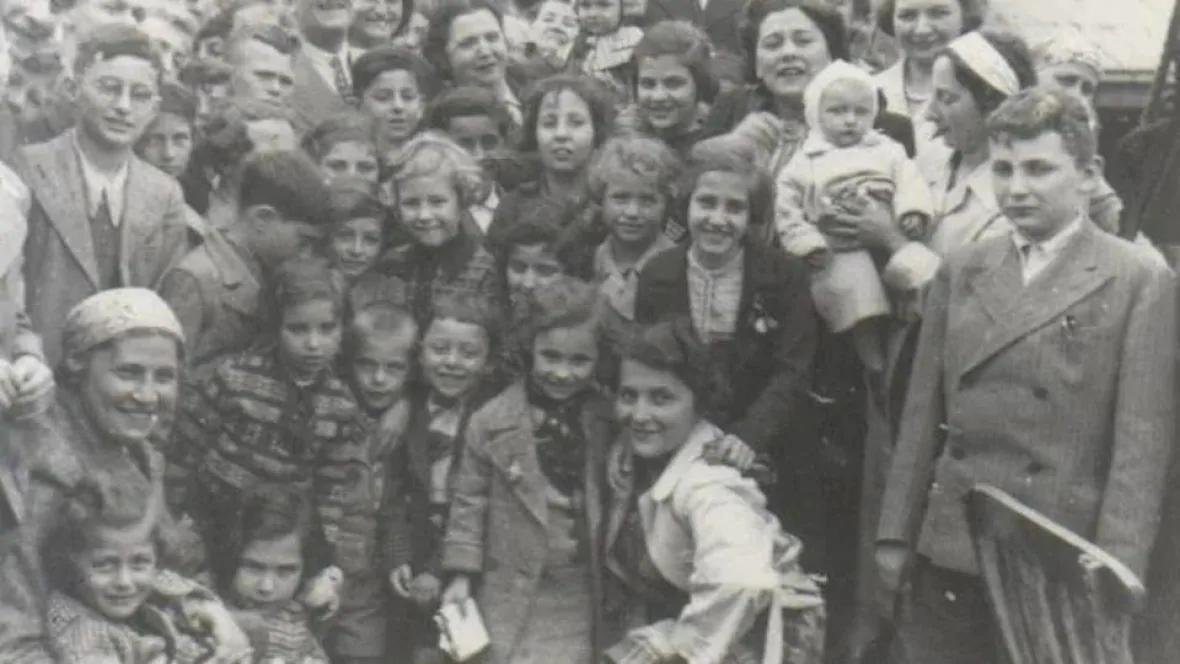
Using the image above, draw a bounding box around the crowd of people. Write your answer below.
[0,0,1176,662]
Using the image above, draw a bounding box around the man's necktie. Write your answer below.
[95,190,112,226]
[330,55,355,104]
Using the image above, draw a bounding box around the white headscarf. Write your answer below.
[62,288,185,361]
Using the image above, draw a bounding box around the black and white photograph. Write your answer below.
[0,0,1178,661]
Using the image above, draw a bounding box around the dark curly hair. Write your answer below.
[208,485,332,599]
[40,469,174,600]
[518,74,617,154]
[616,318,731,422]
[740,0,848,82]
[631,20,719,104]
[423,0,504,80]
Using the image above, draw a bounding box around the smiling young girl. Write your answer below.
[360,132,501,327]
[439,277,616,664]
[634,144,821,548]
[42,471,251,663]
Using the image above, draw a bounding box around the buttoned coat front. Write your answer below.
[441,382,617,664]
[877,223,1177,577]
[16,130,190,367]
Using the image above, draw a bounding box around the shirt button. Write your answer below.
[1032,386,1049,400]
[950,446,966,460]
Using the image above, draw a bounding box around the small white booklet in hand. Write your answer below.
[435,598,491,662]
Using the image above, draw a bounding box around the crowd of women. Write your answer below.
[0,0,1173,661]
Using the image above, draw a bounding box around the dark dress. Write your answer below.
[633,242,826,570]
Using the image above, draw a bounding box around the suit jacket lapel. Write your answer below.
[964,239,1022,324]
[25,132,98,286]
[961,225,1111,377]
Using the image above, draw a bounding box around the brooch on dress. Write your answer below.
[750,294,780,335]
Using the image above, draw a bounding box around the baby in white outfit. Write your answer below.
[775,60,932,372]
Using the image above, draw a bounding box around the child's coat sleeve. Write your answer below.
[774,154,829,257]
[890,145,934,221]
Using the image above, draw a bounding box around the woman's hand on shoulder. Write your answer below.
[702,433,757,472]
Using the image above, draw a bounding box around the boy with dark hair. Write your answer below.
[425,85,515,162]
[159,149,333,369]
[18,24,190,366]
[136,81,197,179]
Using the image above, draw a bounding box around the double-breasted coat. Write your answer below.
[878,222,1177,578]
[441,382,617,664]
[16,130,190,367]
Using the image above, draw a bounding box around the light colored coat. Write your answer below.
[877,222,1177,577]
[16,130,189,367]
[604,420,824,664]
[441,382,616,664]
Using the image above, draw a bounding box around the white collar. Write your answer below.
[1012,215,1085,254]
[72,129,130,224]
[648,419,727,502]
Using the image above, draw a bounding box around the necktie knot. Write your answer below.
[330,54,355,104]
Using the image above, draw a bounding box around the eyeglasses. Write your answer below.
[88,76,157,108]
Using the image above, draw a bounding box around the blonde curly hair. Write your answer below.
[386,131,491,208]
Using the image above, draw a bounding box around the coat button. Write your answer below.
[950,446,966,460]
[1027,461,1045,475]
[1031,386,1049,400]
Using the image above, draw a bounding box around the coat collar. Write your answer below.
[23,130,95,285]
[647,419,726,502]
[476,381,613,527]
[209,233,264,316]
[961,221,1111,377]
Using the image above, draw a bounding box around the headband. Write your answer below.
[948,32,1020,97]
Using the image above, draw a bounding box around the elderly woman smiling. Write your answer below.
[604,320,825,664]
[0,289,243,661]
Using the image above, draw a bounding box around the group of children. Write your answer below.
[33,94,820,659]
